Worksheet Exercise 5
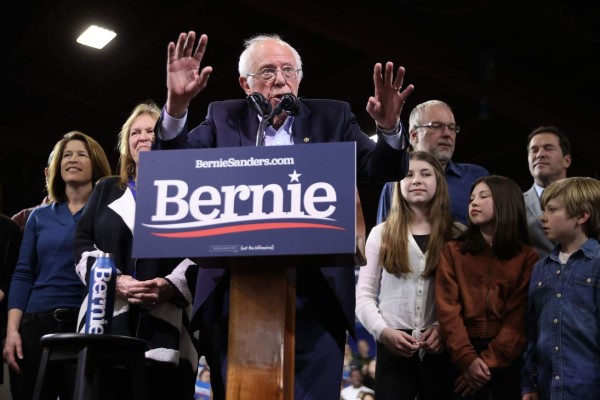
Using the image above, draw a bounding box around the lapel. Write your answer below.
[524,185,542,216]
[108,188,136,234]
[238,105,260,147]
[291,100,314,144]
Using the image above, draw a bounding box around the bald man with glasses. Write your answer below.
[376,100,489,226]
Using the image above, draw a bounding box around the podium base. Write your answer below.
[227,260,296,400]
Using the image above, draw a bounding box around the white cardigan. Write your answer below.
[355,223,438,342]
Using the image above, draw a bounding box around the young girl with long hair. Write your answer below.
[435,175,539,399]
[356,151,463,400]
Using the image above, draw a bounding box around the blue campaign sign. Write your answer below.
[132,142,356,258]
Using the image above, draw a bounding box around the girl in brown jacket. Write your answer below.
[435,176,539,400]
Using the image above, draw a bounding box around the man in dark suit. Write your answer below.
[155,31,413,400]
[524,125,572,257]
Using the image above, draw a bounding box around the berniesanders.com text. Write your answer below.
[195,157,295,168]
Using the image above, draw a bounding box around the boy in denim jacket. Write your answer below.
[521,177,600,400]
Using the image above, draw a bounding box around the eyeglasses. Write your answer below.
[415,122,461,134]
[247,66,302,81]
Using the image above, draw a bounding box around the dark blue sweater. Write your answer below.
[8,202,85,313]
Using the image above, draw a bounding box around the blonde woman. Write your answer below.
[74,101,199,400]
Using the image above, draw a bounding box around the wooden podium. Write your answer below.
[227,258,296,399]
[225,188,366,399]
[132,143,360,400]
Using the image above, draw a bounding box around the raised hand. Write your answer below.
[166,31,213,118]
[366,62,414,130]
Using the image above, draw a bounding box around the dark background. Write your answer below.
[2,0,598,232]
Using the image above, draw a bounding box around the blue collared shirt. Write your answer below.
[263,115,294,146]
[521,238,600,400]
[376,160,489,225]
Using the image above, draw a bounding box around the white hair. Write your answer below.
[238,34,303,83]
[408,100,453,131]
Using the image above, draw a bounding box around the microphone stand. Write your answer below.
[247,92,272,147]
[250,93,299,146]
[256,117,272,147]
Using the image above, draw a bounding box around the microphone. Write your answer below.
[248,92,299,146]
[247,92,273,146]
[269,93,299,120]
[247,92,272,118]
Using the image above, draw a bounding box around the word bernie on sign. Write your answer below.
[133,143,356,258]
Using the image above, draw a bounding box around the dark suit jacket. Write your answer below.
[156,98,409,335]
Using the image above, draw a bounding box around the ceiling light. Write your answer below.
[76,25,116,49]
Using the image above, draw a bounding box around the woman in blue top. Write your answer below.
[2,131,111,400]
